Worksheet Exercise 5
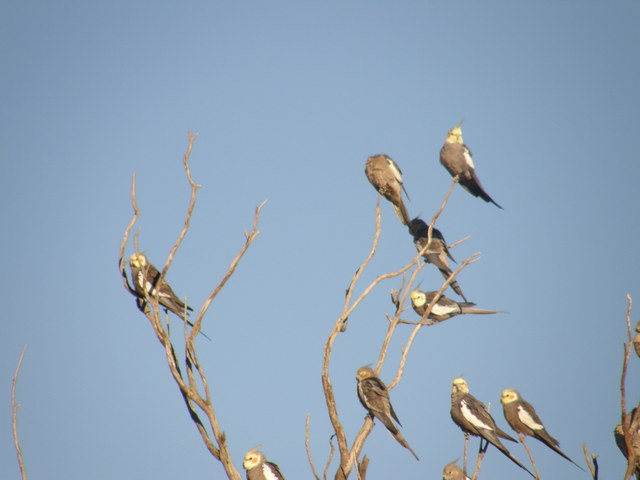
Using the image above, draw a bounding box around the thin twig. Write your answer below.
[518,433,541,479]
[323,436,336,480]
[448,235,471,249]
[12,346,28,480]
[118,173,139,296]
[582,443,598,480]
[376,261,426,375]
[356,455,369,480]
[470,448,485,480]
[195,199,267,330]
[306,414,321,480]
[322,201,383,477]
[463,433,468,475]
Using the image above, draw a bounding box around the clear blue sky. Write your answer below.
[1,2,639,479]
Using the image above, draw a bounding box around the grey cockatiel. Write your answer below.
[440,121,502,208]
[356,366,419,460]
[129,252,210,340]
[365,154,411,226]
[408,218,467,302]
[243,448,286,480]
[501,388,584,470]
[450,378,534,477]
[410,289,501,321]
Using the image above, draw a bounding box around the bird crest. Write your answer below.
[243,444,266,470]
[356,365,376,381]
[446,119,465,144]
[245,443,265,457]
[452,377,469,394]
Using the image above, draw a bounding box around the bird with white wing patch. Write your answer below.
[243,447,286,480]
[410,289,502,322]
[129,252,210,340]
[439,121,502,209]
[501,388,584,470]
[450,378,534,477]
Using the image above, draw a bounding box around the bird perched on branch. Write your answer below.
[410,289,501,322]
[614,408,640,477]
[130,252,193,317]
[408,218,467,302]
[356,366,419,460]
[442,460,470,480]
[439,121,502,209]
[501,388,584,470]
[129,253,210,340]
[243,447,286,480]
[450,378,534,477]
[365,154,411,226]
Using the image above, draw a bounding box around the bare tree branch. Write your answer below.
[518,433,541,479]
[118,172,139,297]
[324,436,336,480]
[582,443,598,480]
[194,199,267,336]
[120,133,266,480]
[322,200,383,478]
[306,414,321,480]
[470,448,485,480]
[463,433,469,475]
[12,345,28,480]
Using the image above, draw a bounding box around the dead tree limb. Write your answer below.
[120,132,265,480]
[12,345,28,480]
[583,443,598,480]
[619,294,640,480]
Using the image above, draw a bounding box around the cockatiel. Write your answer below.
[440,121,502,208]
[365,154,412,226]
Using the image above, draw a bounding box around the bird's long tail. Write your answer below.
[392,430,420,461]
[437,268,468,303]
[459,306,501,315]
[466,173,504,209]
[489,441,535,478]
[392,201,412,227]
[540,438,585,471]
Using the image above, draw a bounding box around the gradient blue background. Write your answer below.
[2,2,638,479]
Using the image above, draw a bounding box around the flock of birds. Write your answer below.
[356,122,585,479]
[125,122,584,479]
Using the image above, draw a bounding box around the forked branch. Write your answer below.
[321,177,480,479]
[120,133,265,480]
